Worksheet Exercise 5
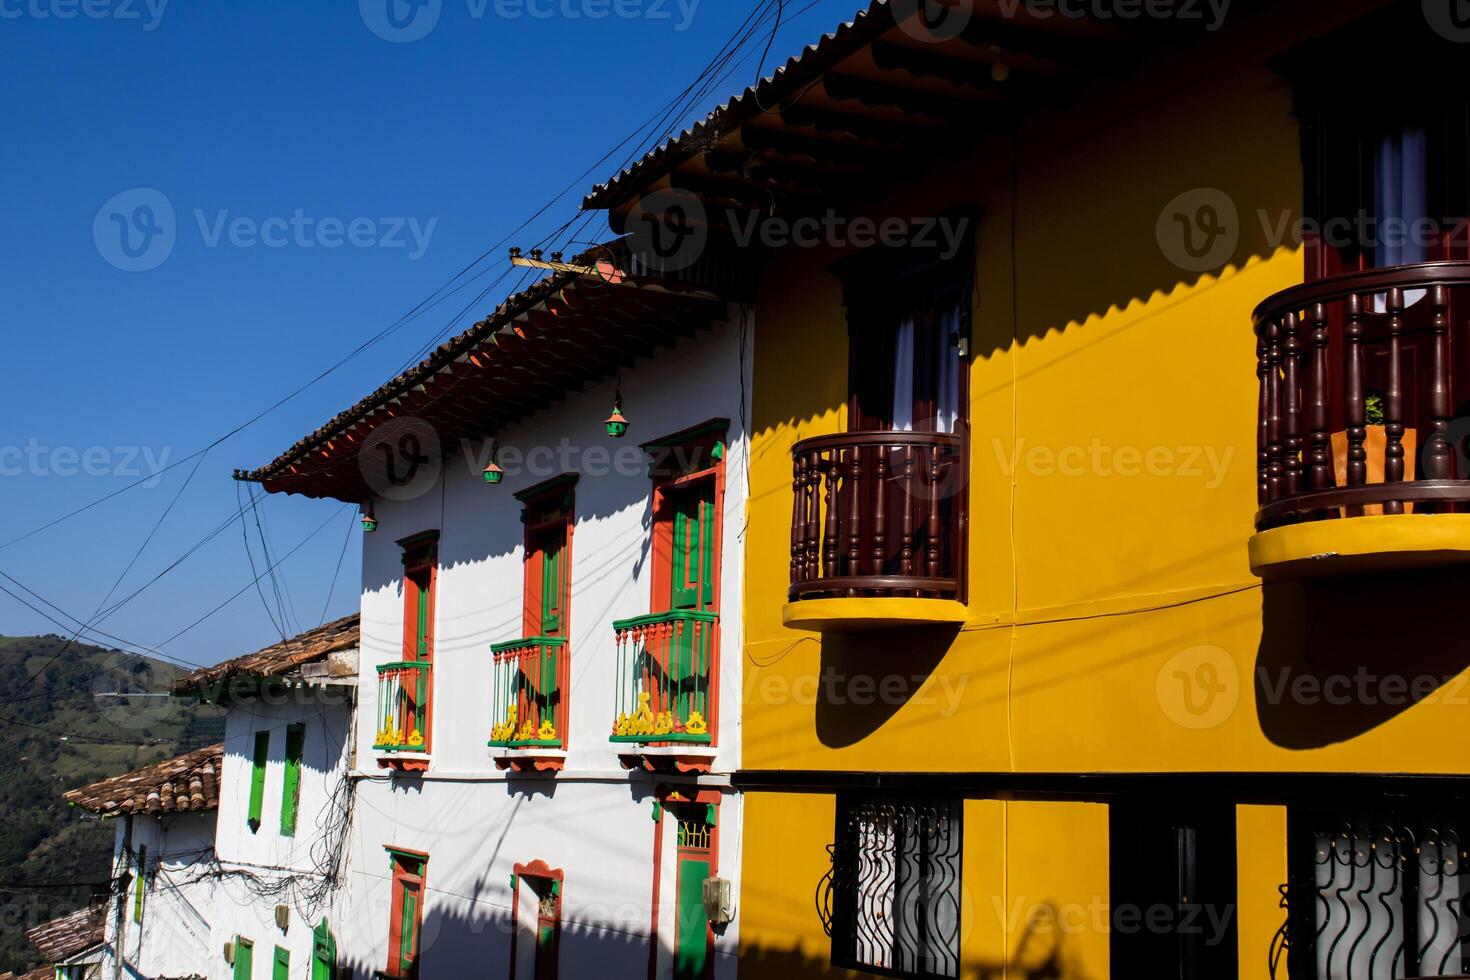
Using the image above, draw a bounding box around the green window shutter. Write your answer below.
[415,577,431,658]
[280,723,305,836]
[234,939,254,980]
[540,533,564,635]
[671,490,715,610]
[699,496,715,607]
[132,845,146,923]
[247,731,269,829]
[671,502,696,609]
[272,946,290,980]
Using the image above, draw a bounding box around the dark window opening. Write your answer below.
[830,794,963,979]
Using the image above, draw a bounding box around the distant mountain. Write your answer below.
[0,634,224,974]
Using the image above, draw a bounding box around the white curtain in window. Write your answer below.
[935,301,961,435]
[891,315,916,432]
[1373,124,1429,310]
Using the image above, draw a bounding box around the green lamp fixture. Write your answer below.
[605,388,630,439]
[360,500,378,533]
[483,440,505,485]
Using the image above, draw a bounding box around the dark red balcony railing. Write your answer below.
[1254,261,1470,530]
[789,431,963,601]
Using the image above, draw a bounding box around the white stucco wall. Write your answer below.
[204,693,356,979]
[101,810,216,980]
[339,311,750,979]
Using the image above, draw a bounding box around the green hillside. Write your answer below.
[0,634,224,974]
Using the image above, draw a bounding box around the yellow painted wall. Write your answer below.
[737,1,1456,976]
[738,795,1108,980]
[1237,806,1290,980]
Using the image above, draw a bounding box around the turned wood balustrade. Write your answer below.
[1254,261,1470,530]
[789,431,964,601]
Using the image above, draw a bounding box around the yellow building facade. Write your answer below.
[587,1,1470,977]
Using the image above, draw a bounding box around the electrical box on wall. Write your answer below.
[702,876,733,926]
[275,904,290,931]
[223,941,235,966]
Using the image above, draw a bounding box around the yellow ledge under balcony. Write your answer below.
[782,597,968,632]
[1249,514,1470,581]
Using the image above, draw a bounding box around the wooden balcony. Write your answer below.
[785,431,967,631]
[488,637,567,773]
[1251,261,1470,579]
[373,662,430,769]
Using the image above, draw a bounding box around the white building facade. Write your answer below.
[65,745,222,980]
[237,256,753,980]
[342,315,749,980]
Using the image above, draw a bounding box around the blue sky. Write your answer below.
[0,0,860,669]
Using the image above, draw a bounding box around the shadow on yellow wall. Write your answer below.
[1256,566,1470,748]
[814,625,961,748]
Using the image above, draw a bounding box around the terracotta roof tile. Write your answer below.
[25,904,105,962]
[169,613,359,694]
[63,744,222,817]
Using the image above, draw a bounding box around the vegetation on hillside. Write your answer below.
[0,634,223,974]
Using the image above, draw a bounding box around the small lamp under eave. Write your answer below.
[483,440,505,485]
[360,500,378,534]
[604,390,630,439]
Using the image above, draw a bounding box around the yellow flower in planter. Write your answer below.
[407,728,425,748]
[684,711,708,736]
[515,719,537,742]
[614,713,631,736]
[654,711,674,735]
[537,719,557,742]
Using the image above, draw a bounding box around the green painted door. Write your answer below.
[674,855,710,980]
[311,919,336,980]
[233,939,254,980]
[272,946,289,980]
[398,879,422,976]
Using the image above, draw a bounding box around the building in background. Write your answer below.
[15,905,106,980]
[168,615,359,980]
[580,1,1470,978]
[235,241,752,979]
[65,745,221,980]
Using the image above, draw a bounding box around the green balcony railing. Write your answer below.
[611,610,718,745]
[488,637,567,748]
[373,661,431,753]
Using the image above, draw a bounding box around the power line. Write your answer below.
[317,509,356,629]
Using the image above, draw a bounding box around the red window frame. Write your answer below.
[399,532,439,664]
[395,532,437,759]
[385,847,429,979]
[646,424,726,618]
[515,476,576,639]
[508,860,564,980]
